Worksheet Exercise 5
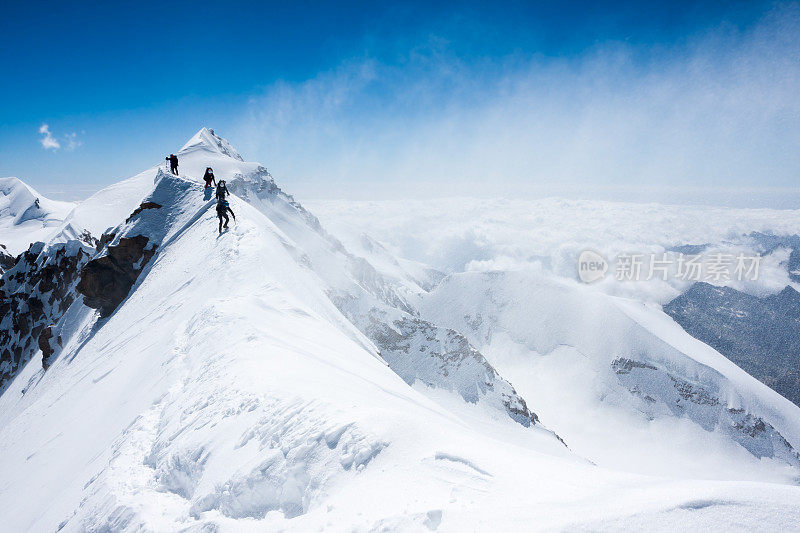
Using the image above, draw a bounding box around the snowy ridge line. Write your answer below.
[0,176,76,256]
[226,168,554,431]
[4,128,800,530]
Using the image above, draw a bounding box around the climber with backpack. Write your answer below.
[216,180,229,201]
[216,197,235,233]
[167,154,179,175]
[203,167,217,188]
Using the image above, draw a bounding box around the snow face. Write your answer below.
[180,127,244,162]
[420,270,800,482]
[225,169,542,428]
[0,177,76,255]
[2,129,800,531]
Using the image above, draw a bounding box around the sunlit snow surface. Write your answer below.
[0,177,75,255]
[1,131,800,531]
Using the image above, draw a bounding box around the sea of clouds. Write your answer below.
[307,197,800,303]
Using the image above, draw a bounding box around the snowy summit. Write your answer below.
[1,129,799,532]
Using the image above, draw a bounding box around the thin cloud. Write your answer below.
[38,124,60,150]
[64,132,82,151]
[235,3,800,201]
[38,124,83,151]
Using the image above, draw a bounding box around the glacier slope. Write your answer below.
[420,270,800,482]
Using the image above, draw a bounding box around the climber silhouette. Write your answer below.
[203,167,216,188]
[167,154,179,175]
[216,198,235,233]
[216,180,229,201]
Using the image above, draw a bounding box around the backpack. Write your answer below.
[216,182,227,199]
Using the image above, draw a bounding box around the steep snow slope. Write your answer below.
[421,271,800,482]
[226,172,539,426]
[53,127,254,246]
[664,282,800,407]
[0,171,568,531]
[2,172,799,532]
[3,130,800,531]
[0,177,75,255]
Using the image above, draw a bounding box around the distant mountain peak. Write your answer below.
[0,176,75,255]
[179,127,244,161]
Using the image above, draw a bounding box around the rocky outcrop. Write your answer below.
[0,240,92,392]
[664,282,800,407]
[125,202,162,223]
[0,244,16,273]
[611,356,800,466]
[336,297,541,428]
[77,235,157,317]
[370,315,538,426]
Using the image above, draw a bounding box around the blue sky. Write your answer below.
[1,1,798,205]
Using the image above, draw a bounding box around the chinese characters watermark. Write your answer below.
[578,250,761,283]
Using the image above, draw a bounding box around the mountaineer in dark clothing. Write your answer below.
[216,198,235,233]
[216,180,229,201]
[203,167,216,188]
[167,154,179,175]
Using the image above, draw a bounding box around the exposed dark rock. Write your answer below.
[0,244,16,273]
[96,232,116,252]
[78,229,99,249]
[664,282,800,407]
[38,325,55,362]
[611,356,800,465]
[77,235,157,317]
[0,241,91,393]
[612,358,657,374]
[359,309,539,427]
[125,201,162,223]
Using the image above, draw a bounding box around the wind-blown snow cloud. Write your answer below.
[236,4,800,203]
[38,124,60,150]
[38,124,83,151]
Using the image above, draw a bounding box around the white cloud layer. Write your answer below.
[307,197,800,303]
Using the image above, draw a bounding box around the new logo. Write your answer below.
[577,250,608,283]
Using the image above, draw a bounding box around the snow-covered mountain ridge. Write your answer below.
[2,129,800,531]
[0,177,76,256]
